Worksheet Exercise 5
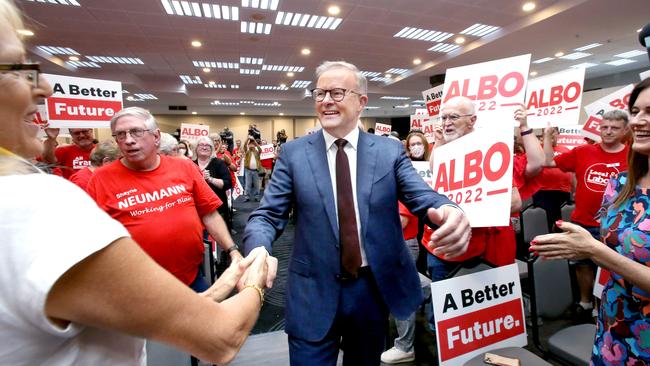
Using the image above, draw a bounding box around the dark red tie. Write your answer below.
[335,139,361,276]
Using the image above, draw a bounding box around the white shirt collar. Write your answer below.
[322,126,360,152]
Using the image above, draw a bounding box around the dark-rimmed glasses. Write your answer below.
[310,88,362,102]
[440,114,473,122]
[0,63,40,88]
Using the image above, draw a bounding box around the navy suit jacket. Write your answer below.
[243,129,455,341]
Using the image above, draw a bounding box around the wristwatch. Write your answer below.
[226,244,240,255]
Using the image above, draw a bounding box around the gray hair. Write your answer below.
[158,133,178,156]
[110,107,159,131]
[90,140,120,166]
[315,61,368,95]
[0,0,24,38]
[194,136,214,155]
[603,109,629,125]
[443,96,476,115]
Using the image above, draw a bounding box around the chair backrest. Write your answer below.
[561,203,575,222]
[521,206,548,244]
[531,257,573,318]
[203,242,215,285]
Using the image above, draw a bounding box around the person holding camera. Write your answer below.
[243,136,262,202]
[248,124,261,142]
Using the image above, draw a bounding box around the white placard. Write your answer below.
[412,161,433,187]
[259,144,275,160]
[374,122,392,135]
[43,74,123,128]
[556,125,587,150]
[410,114,437,142]
[442,54,531,128]
[581,84,634,142]
[432,264,526,366]
[422,85,444,117]
[431,128,514,227]
[525,68,585,128]
[180,123,210,143]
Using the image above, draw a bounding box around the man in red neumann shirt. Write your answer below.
[87,107,249,291]
[43,127,96,179]
[543,109,629,316]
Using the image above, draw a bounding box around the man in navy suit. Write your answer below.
[243,61,471,365]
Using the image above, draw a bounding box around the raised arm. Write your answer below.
[514,105,544,178]
[542,127,558,167]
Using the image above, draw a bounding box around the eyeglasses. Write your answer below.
[112,128,150,141]
[197,143,212,148]
[70,129,92,136]
[310,88,362,102]
[440,114,473,122]
[0,63,40,88]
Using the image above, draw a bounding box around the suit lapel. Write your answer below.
[306,131,338,240]
[356,132,377,242]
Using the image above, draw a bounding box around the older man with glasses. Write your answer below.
[86,107,255,292]
[42,126,96,179]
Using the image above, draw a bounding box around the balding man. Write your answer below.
[43,127,96,179]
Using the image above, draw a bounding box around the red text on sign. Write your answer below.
[447,188,483,204]
[438,299,525,361]
[47,98,121,120]
[181,128,209,137]
[434,142,511,192]
[583,115,602,135]
[444,72,525,103]
[526,82,581,109]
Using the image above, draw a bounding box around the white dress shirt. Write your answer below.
[322,127,368,266]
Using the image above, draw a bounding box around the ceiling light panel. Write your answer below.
[370,77,391,82]
[67,61,101,68]
[212,101,240,106]
[532,57,554,64]
[262,64,304,72]
[559,52,591,60]
[240,57,264,64]
[193,61,239,69]
[380,96,410,100]
[26,0,80,6]
[393,27,453,42]
[87,56,144,64]
[364,106,380,109]
[385,68,408,75]
[256,85,289,90]
[460,23,500,37]
[360,71,380,77]
[241,21,272,34]
[614,50,646,58]
[570,62,598,69]
[606,59,637,66]
[291,80,311,88]
[180,75,203,84]
[204,83,227,88]
[254,102,281,107]
[241,0,279,11]
[574,43,602,51]
[230,85,240,89]
[134,93,158,100]
[427,43,459,53]
[240,68,261,75]
[275,12,342,30]
[161,1,239,20]
[126,96,143,102]
[240,100,255,104]
[36,45,79,55]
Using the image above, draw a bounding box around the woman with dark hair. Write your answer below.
[532,77,650,365]
[194,136,233,230]
[177,139,192,159]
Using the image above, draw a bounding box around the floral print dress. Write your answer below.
[593,173,650,366]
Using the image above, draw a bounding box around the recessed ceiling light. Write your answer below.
[291,80,311,88]
[279,112,285,116]
[614,50,646,58]
[36,45,80,55]
[209,80,215,84]
[454,36,465,44]
[26,0,80,6]
[192,111,197,115]
[460,23,500,37]
[301,48,311,55]
[240,57,263,64]
[134,93,158,100]
[240,68,261,75]
[554,52,564,57]
[522,2,535,12]
[86,56,144,64]
[241,21,272,35]
[242,0,279,10]
[69,56,79,61]
[384,73,392,79]
[203,67,211,73]
[193,60,239,69]
[413,58,421,65]
[262,64,305,72]
[532,57,554,63]
[287,72,295,77]
[530,71,538,76]
[280,83,286,88]
[427,43,460,53]
[574,43,602,51]
[638,28,642,33]
[386,68,408,75]
[161,1,239,20]
[240,112,246,115]
[606,59,637,66]
[393,27,453,42]
[191,40,202,47]
[328,5,340,15]
[559,52,592,60]
[256,85,288,90]
[67,61,101,68]
[380,96,411,100]
[17,29,34,37]
[275,12,343,30]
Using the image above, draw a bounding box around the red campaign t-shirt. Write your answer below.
[398,202,418,240]
[55,144,95,179]
[69,167,93,192]
[512,153,543,201]
[555,143,629,227]
[537,145,572,192]
[87,155,222,285]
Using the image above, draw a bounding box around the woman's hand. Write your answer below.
[530,221,600,260]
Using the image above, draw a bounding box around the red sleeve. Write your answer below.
[54,145,65,162]
[398,201,415,219]
[187,159,222,217]
[554,145,577,172]
[512,154,527,189]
